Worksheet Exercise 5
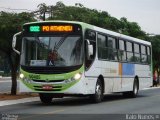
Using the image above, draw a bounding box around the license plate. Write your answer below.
[42,85,53,90]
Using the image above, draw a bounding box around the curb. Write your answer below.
[0,97,39,106]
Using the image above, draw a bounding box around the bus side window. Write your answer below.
[118,39,126,61]
[97,34,107,59]
[141,45,147,63]
[107,36,118,61]
[126,41,134,62]
[85,29,96,70]
[134,43,140,62]
[147,46,151,64]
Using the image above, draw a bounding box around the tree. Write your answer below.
[0,11,35,95]
[44,2,147,40]
[149,35,160,83]
[150,35,160,68]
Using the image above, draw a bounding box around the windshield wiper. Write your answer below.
[54,34,68,51]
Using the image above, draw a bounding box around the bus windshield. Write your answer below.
[21,35,83,67]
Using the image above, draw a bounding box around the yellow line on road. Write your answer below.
[45,109,65,114]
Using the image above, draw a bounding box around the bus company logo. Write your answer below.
[29,74,40,80]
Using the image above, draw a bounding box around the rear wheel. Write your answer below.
[39,93,53,104]
[90,80,103,103]
[123,79,139,98]
[132,79,139,97]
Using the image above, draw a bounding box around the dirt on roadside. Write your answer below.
[0,93,38,101]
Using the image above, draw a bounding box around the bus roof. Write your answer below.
[24,20,151,46]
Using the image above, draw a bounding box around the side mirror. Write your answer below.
[12,32,21,55]
[85,39,93,59]
[88,44,93,56]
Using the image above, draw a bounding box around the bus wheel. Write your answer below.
[90,80,103,103]
[132,79,139,97]
[39,93,53,104]
[123,79,139,98]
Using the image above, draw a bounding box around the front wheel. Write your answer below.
[39,93,53,104]
[90,80,103,103]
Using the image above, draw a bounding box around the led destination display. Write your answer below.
[29,25,73,32]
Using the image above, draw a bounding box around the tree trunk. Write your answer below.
[8,52,20,95]
[11,67,17,95]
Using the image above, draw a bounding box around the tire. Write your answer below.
[39,93,53,104]
[90,80,103,103]
[123,79,139,98]
[131,79,139,97]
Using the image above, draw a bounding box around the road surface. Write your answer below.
[0,88,160,120]
[0,78,19,93]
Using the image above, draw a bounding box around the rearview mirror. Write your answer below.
[12,32,21,55]
[85,39,93,59]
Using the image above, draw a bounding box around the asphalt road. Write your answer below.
[0,88,160,120]
[0,78,19,93]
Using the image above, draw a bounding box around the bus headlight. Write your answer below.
[73,73,82,80]
[65,73,82,83]
[19,73,24,79]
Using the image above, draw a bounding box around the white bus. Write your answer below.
[12,21,152,103]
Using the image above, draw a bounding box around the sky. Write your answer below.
[0,0,160,35]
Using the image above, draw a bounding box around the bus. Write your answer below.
[12,21,152,103]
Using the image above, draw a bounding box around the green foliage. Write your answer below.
[0,11,35,94]
[0,12,35,53]
[150,35,160,68]
[43,3,147,39]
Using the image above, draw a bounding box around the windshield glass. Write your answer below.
[21,35,83,67]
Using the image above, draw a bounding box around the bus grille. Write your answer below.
[33,85,62,91]
[32,79,64,83]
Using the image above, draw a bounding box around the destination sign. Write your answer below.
[29,25,73,32]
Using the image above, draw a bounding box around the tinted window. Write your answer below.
[118,39,126,61]
[98,34,108,59]
[141,45,146,54]
[98,34,107,48]
[108,37,116,49]
[126,41,132,52]
[147,46,150,55]
[126,41,133,62]
[147,46,151,64]
[141,45,147,63]
[108,36,118,60]
[85,30,96,41]
[119,40,125,50]
[134,43,140,62]
[134,43,140,53]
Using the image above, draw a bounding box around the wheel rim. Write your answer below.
[96,83,102,99]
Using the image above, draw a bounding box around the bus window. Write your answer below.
[141,45,147,63]
[108,36,118,60]
[97,34,107,59]
[118,39,126,61]
[147,46,151,64]
[126,41,134,62]
[134,43,140,62]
